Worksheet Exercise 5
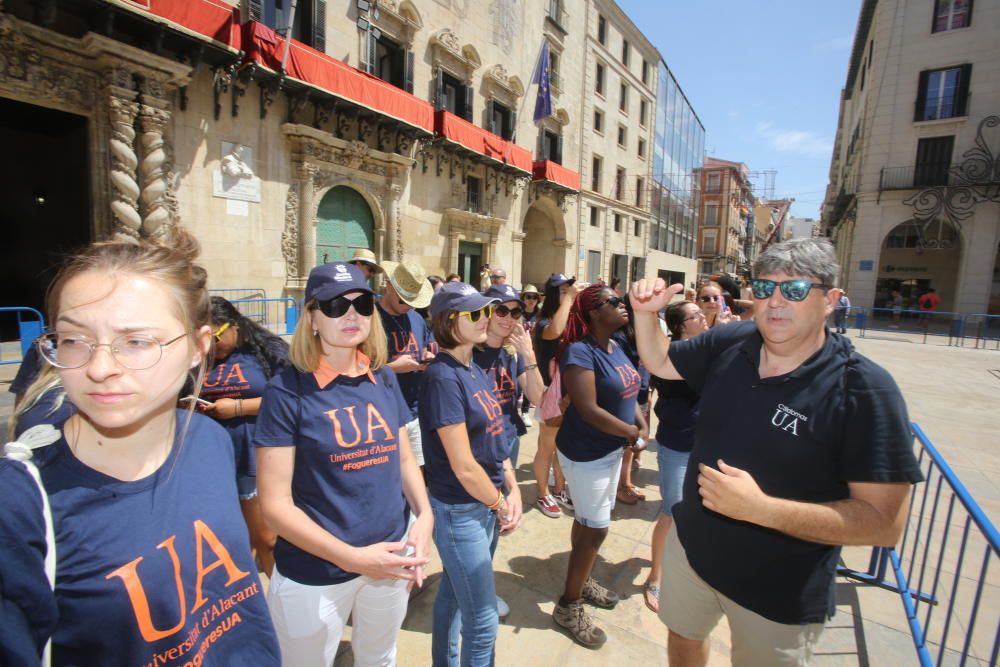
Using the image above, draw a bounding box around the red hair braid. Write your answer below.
[556,283,607,364]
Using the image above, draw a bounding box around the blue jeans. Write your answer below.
[430,495,500,667]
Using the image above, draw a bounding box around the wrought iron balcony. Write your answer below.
[879,164,957,191]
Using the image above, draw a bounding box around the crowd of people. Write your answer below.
[1,232,924,667]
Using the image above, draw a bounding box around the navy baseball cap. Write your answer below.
[483,284,525,308]
[430,282,500,317]
[305,262,373,303]
[545,273,576,288]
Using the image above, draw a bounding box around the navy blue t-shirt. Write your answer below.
[378,304,435,420]
[473,345,526,439]
[651,377,699,453]
[420,353,508,504]
[9,344,43,396]
[556,337,642,462]
[0,412,280,666]
[533,319,561,386]
[202,346,286,478]
[668,321,923,624]
[254,360,411,586]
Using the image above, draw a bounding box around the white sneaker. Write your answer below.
[522,413,533,428]
[497,595,510,618]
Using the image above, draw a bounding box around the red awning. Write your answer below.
[243,21,434,134]
[532,159,581,192]
[435,110,533,174]
[112,0,241,51]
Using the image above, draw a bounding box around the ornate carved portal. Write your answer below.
[0,13,190,241]
[282,123,415,292]
[903,115,1000,249]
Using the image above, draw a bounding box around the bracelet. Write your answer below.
[486,489,504,511]
[524,363,538,371]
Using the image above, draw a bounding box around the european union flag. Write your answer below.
[532,41,553,123]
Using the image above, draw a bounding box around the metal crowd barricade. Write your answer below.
[859,308,964,345]
[960,314,1000,351]
[0,306,46,365]
[828,306,869,333]
[208,288,268,326]
[839,423,999,666]
[229,297,300,336]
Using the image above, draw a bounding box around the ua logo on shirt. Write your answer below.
[203,363,249,388]
[389,332,419,358]
[105,520,253,642]
[614,364,642,399]
[472,389,506,437]
[325,404,395,448]
[771,403,808,436]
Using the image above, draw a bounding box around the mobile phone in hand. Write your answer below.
[180,395,213,407]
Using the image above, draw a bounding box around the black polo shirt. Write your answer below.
[668,321,923,624]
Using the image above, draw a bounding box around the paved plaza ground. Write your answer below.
[1,334,997,665]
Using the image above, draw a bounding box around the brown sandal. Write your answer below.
[616,485,642,505]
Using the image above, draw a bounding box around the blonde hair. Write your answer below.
[289,298,388,373]
[12,229,213,439]
[6,365,67,441]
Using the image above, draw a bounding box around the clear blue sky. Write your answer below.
[617,0,862,218]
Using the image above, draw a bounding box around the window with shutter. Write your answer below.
[915,65,970,121]
[312,0,326,52]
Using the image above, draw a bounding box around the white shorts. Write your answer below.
[268,567,409,667]
[405,417,424,467]
[557,449,622,529]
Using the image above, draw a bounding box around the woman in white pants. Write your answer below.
[256,262,433,666]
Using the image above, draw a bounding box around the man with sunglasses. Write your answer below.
[377,260,435,468]
[631,238,922,667]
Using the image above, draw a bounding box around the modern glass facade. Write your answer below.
[650,61,705,258]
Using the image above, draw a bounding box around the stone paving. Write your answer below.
[2,334,998,665]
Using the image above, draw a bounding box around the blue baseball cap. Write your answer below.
[483,284,525,308]
[430,282,500,317]
[305,262,373,303]
[545,272,576,289]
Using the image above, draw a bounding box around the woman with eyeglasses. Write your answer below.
[642,300,708,613]
[696,282,736,327]
[420,282,520,666]
[1,232,279,666]
[254,262,432,666]
[199,297,289,576]
[552,284,647,648]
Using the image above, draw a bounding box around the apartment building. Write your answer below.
[822,0,1000,313]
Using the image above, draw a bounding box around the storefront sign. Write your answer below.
[884,265,928,273]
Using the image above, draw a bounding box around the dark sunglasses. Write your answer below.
[449,305,495,322]
[315,292,375,318]
[750,278,832,302]
[523,294,539,300]
[698,295,721,303]
[596,295,625,309]
[495,305,523,319]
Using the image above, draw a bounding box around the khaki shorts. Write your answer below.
[660,525,825,667]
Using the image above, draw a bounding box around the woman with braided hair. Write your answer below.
[200,296,290,575]
[551,284,648,648]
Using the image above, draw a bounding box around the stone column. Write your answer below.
[511,231,526,287]
[384,183,403,261]
[447,229,462,275]
[106,67,141,242]
[297,164,318,276]
[137,79,173,241]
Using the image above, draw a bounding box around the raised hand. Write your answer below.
[630,279,683,313]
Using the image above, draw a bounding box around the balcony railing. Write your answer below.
[879,164,958,191]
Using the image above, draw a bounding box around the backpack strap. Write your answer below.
[4,424,60,667]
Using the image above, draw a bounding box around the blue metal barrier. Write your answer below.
[209,288,268,327]
[229,297,300,335]
[0,307,46,364]
[839,423,999,666]
[961,314,1000,351]
[860,308,965,345]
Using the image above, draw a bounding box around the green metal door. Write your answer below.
[315,186,374,266]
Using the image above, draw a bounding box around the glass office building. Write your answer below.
[650,61,705,261]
